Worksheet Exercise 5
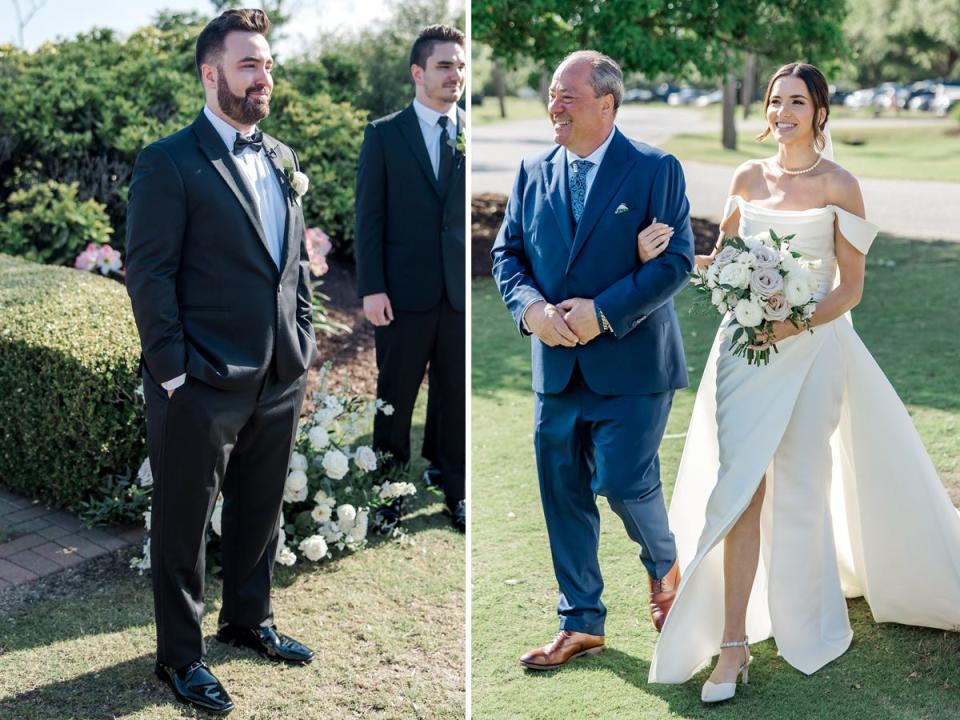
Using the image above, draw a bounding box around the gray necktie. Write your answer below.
[569,159,594,223]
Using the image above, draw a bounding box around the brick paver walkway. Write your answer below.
[0,488,143,590]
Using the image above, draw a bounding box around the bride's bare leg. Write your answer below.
[708,477,765,683]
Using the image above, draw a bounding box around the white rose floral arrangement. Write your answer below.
[130,364,416,572]
[692,229,820,366]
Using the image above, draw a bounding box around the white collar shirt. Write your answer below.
[413,98,459,179]
[564,126,617,206]
[203,105,287,270]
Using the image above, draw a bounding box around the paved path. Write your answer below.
[473,107,960,241]
[0,488,142,590]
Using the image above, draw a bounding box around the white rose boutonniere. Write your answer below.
[280,156,309,205]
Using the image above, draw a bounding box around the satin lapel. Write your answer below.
[192,112,274,268]
[398,105,441,196]
[263,136,295,272]
[542,149,574,251]
[565,130,636,274]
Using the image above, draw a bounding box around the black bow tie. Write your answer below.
[233,130,263,156]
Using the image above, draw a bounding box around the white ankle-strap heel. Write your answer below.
[700,636,752,703]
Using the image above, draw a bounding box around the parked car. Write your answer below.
[667,86,702,105]
[844,87,878,109]
[694,89,723,107]
[624,87,654,103]
[932,82,960,117]
[653,82,680,102]
[829,85,853,105]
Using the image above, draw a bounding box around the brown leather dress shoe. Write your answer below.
[649,561,681,632]
[519,630,605,670]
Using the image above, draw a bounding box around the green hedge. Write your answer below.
[0,254,144,509]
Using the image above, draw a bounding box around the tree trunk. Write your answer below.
[493,60,507,119]
[742,53,756,120]
[722,73,737,150]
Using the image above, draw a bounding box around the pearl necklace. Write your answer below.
[776,154,823,176]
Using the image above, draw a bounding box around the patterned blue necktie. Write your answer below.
[569,159,594,223]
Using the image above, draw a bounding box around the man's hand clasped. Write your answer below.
[523,298,602,347]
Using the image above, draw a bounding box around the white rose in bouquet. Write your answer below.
[311,503,333,524]
[379,481,417,499]
[719,262,751,290]
[313,489,334,506]
[749,267,784,298]
[353,446,378,473]
[750,230,774,247]
[298,534,329,562]
[283,469,309,503]
[308,426,330,451]
[322,449,350,480]
[733,298,765,327]
[346,509,369,544]
[276,544,297,566]
[763,292,792,322]
[733,250,756,267]
[750,244,780,269]
[289,451,308,472]
[779,249,802,274]
[711,288,725,306]
[714,245,740,267]
[319,521,343,544]
[337,503,357,528]
[784,272,815,306]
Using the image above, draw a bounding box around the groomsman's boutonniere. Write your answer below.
[615,203,630,215]
[447,129,466,156]
[281,156,309,205]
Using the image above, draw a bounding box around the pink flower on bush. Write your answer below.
[74,242,124,276]
[305,227,332,277]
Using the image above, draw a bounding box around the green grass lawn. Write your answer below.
[471,236,960,719]
[473,96,547,126]
[663,125,960,182]
[0,400,465,719]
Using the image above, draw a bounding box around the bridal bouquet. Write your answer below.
[691,229,819,366]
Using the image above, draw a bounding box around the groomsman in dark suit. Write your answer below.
[355,25,466,532]
[126,9,315,714]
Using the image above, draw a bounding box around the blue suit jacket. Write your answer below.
[491,129,694,395]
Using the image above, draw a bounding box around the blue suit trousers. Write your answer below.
[533,364,677,636]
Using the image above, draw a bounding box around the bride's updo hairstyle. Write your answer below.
[757,62,831,152]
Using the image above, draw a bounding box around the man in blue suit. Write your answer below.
[492,51,694,670]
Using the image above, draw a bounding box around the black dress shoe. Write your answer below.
[422,465,443,492]
[217,624,315,664]
[155,659,234,714]
[448,499,466,533]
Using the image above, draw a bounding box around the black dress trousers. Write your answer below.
[143,361,306,670]
[373,296,465,505]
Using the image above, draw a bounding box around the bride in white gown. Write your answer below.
[641,63,960,701]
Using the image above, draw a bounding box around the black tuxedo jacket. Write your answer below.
[125,110,318,390]
[354,103,465,312]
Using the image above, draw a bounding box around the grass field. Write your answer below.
[0,400,465,720]
[472,236,960,719]
[473,96,546,126]
[662,125,960,182]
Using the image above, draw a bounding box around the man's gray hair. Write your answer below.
[557,50,624,112]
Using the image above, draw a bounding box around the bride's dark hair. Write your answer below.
[757,63,830,152]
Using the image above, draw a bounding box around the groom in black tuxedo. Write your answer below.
[126,9,315,714]
[355,25,466,532]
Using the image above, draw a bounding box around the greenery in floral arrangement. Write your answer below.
[0,180,114,266]
[0,253,144,509]
[129,364,415,573]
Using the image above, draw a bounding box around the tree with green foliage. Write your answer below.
[846,0,960,84]
[474,0,848,149]
[0,12,365,260]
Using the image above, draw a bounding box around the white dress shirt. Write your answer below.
[564,125,616,206]
[160,107,288,391]
[413,98,458,179]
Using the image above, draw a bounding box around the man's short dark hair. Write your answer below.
[195,8,271,79]
[409,24,464,70]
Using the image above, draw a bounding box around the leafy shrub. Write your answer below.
[0,180,114,266]
[0,254,145,509]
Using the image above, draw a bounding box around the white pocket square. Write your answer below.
[614,203,630,214]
